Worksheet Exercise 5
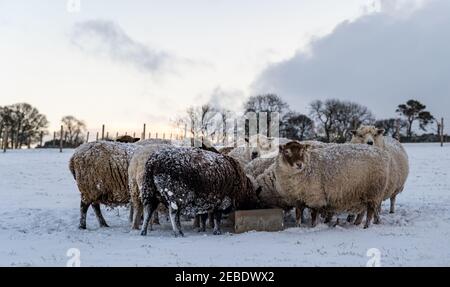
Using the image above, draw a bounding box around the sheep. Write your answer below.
[139,145,259,236]
[256,141,390,228]
[135,138,172,146]
[116,135,140,143]
[244,140,330,224]
[69,141,140,229]
[128,144,171,229]
[351,125,409,215]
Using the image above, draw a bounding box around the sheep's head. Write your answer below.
[279,141,311,171]
[350,125,385,147]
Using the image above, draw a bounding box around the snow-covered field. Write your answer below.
[1,144,449,266]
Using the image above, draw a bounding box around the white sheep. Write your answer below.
[256,142,390,228]
[351,125,409,216]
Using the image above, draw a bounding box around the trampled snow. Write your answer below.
[0,144,449,266]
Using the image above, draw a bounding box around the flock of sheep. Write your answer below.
[69,125,409,237]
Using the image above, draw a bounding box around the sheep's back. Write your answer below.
[70,141,139,205]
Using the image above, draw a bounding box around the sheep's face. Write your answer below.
[279,141,311,171]
[350,126,384,147]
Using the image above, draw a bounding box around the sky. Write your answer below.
[0,0,447,135]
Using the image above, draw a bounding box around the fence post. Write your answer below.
[60,125,63,153]
[441,118,445,147]
[106,132,109,140]
[163,133,165,140]
[96,132,99,141]
[101,125,105,140]
[53,131,56,148]
[142,124,146,140]
[149,132,151,139]
[156,132,158,139]
[116,132,119,139]
[40,131,43,147]
[86,132,90,143]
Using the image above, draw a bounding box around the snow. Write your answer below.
[1,144,450,266]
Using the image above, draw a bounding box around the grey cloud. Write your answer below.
[70,20,170,73]
[253,0,450,130]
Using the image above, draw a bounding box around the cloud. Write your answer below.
[207,87,246,112]
[70,20,170,73]
[253,0,450,127]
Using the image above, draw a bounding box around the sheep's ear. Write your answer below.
[351,130,357,136]
[377,129,385,135]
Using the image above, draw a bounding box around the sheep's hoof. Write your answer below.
[389,211,395,214]
[197,228,206,233]
[100,223,109,228]
[346,215,355,223]
[140,230,147,236]
[173,231,184,237]
[213,229,222,235]
[78,225,86,230]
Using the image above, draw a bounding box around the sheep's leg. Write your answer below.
[346,214,355,223]
[310,209,318,227]
[295,206,305,226]
[198,213,208,232]
[354,211,365,225]
[152,210,160,225]
[333,218,340,227]
[175,211,184,237]
[213,211,222,235]
[390,195,396,214]
[168,206,183,237]
[140,201,157,236]
[193,215,200,229]
[324,212,333,224]
[128,206,134,223]
[373,204,381,224]
[208,211,215,229]
[92,203,109,228]
[364,204,375,229]
[79,201,91,229]
[131,201,143,230]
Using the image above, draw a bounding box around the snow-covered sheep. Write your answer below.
[69,141,139,229]
[135,138,171,146]
[244,140,330,224]
[128,144,171,229]
[139,146,259,236]
[256,142,390,228]
[351,125,409,214]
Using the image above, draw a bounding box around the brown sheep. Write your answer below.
[69,141,139,229]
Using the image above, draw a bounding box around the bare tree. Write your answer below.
[0,103,48,149]
[281,112,315,141]
[309,99,374,143]
[61,115,87,147]
[244,94,288,136]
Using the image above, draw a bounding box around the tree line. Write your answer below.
[175,95,438,144]
[0,103,87,149]
[0,97,440,150]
